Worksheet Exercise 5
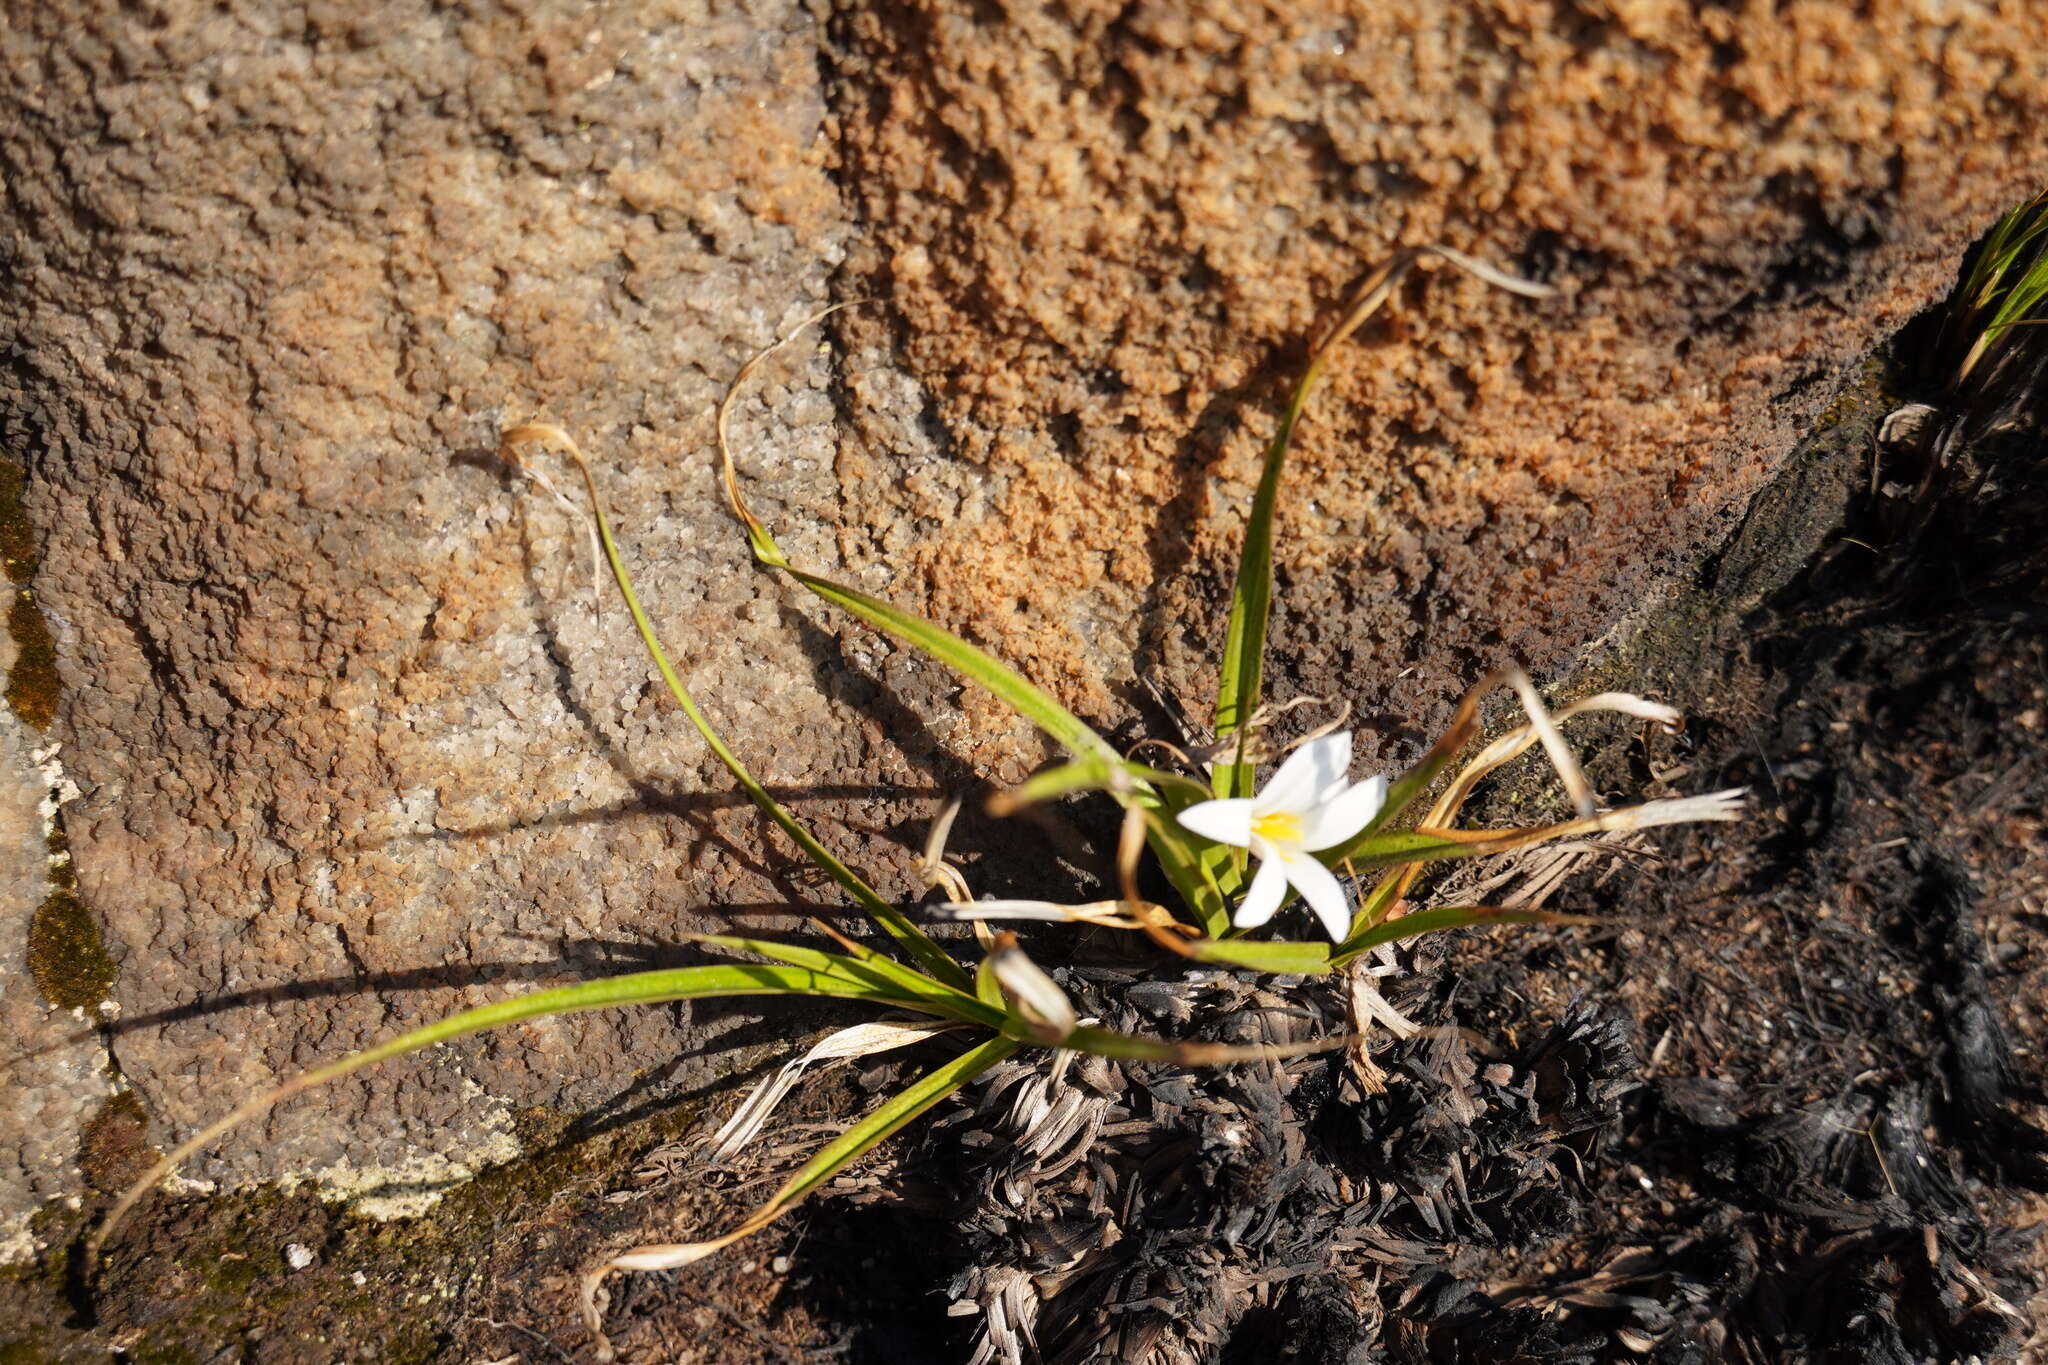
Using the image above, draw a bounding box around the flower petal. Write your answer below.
[1176,797,1255,847]
[1255,730,1353,814]
[1299,774,1388,850]
[1275,846,1354,941]
[1231,853,1290,928]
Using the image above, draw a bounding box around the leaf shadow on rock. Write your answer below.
[1125,347,1292,735]
[777,603,1108,901]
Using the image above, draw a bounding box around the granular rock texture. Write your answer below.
[0,694,102,1260]
[1,0,2047,1229]
[0,0,889,1197]
[823,0,2048,757]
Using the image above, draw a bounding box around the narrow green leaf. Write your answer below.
[247,964,962,1089]
[746,507,1238,930]
[1334,904,1582,963]
[91,962,960,1268]
[1328,828,1485,870]
[1183,906,1571,976]
[1186,936,1335,975]
[566,453,968,993]
[1952,193,2048,384]
[769,1033,1020,1206]
[1354,748,1461,845]
[1212,352,1329,801]
[1141,807,1234,937]
[1348,868,1408,933]
[1058,1023,1193,1060]
[689,934,1005,1028]
[718,360,1234,927]
[972,952,1007,1012]
[722,352,1122,772]
[988,758,1233,934]
[996,757,1212,811]
[994,758,1120,809]
[1210,251,1553,801]
[771,552,1239,932]
[579,1024,1020,1339]
[782,563,1121,766]
[1317,668,1496,864]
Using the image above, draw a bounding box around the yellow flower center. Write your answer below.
[1250,810,1304,845]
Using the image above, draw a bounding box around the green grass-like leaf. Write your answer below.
[1951,192,2048,387]
[716,351,1229,927]
[1187,936,1335,974]
[689,933,1005,1028]
[990,757,1234,935]
[780,553,1236,933]
[768,1031,1021,1207]
[717,351,1121,771]
[994,756,1212,811]
[1212,348,1331,801]
[502,425,970,993]
[783,561,1123,768]
[90,961,957,1270]
[582,1028,1026,1348]
[1187,903,1579,974]
[1336,904,1583,960]
[1327,670,1492,855]
[1211,250,1554,803]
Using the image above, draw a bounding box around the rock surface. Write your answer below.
[0,680,103,1261]
[0,0,878,1212]
[0,0,2045,1229]
[823,0,2048,751]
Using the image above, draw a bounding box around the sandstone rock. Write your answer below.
[0,0,2043,1222]
[823,0,2048,754]
[0,684,104,1261]
[0,0,888,1202]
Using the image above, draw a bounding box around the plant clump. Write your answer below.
[88,246,1748,1358]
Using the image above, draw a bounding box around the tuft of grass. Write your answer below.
[1942,191,2048,393]
[1882,192,2048,533]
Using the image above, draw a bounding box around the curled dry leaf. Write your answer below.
[705,1018,967,1164]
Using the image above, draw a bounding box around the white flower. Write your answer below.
[1176,731,1387,941]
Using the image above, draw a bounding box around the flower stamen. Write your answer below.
[1251,810,1304,844]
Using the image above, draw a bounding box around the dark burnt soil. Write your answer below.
[447,339,2044,1360]
[8,353,2046,1362]
[548,336,2048,1363]
[1354,363,2048,1361]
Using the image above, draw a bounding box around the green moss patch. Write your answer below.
[0,457,59,730]
[79,1091,157,1196]
[26,886,115,1012]
[5,590,59,732]
[0,459,36,586]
